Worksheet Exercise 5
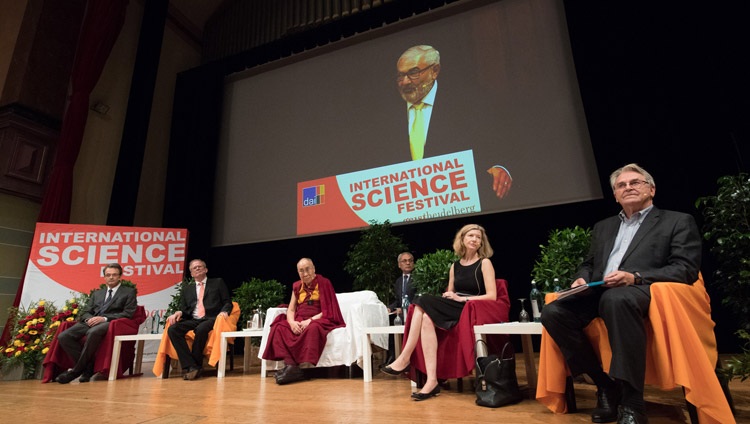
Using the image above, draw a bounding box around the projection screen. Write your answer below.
[213,0,602,246]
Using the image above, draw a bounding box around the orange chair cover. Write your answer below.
[151,302,240,376]
[536,276,734,424]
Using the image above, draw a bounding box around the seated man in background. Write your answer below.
[57,263,137,383]
[541,163,701,424]
[165,259,232,381]
[386,252,417,362]
[262,258,345,384]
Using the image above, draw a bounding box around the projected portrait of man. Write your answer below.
[395,45,512,199]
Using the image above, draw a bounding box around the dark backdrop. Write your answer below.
[162,1,750,352]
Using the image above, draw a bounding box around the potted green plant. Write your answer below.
[531,226,592,293]
[344,220,408,305]
[696,173,750,380]
[411,249,459,296]
[232,277,285,327]
[161,278,192,327]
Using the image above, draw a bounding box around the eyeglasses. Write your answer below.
[104,273,121,278]
[396,63,436,82]
[399,258,414,263]
[615,179,650,190]
[190,265,206,271]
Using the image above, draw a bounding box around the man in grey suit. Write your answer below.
[541,163,701,424]
[166,259,232,380]
[57,262,137,383]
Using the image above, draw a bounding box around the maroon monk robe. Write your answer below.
[262,275,345,365]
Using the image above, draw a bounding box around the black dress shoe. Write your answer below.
[380,363,410,376]
[592,383,622,423]
[184,367,202,381]
[275,365,305,385]
[56,370,82,384]
[78,372,93,383]
[411,385,441,401]
[617,405,648,424]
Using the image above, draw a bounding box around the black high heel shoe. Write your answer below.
[411,385,441,401]
[379,363,410,376]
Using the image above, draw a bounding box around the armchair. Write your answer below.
[151,301,241,377]
[536,274,735,424]
[259,290,389,374]
[42,305,147,382]
[403,279,511,382]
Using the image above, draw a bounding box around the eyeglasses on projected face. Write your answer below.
[396,63,436,82]
[614,179,650,191]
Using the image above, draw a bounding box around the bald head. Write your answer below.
[297,258,316,284]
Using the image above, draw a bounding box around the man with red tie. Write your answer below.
[166,259,232,380]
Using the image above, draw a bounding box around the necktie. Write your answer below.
[99,289,114,315]
[196,282,206,318]
[410,103,426,160]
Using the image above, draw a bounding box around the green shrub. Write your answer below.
[412,249,459,296]
[531,226,592,293]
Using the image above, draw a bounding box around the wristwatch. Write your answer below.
[633,272,643,285]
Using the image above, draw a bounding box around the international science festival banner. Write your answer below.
[297,150,481,235]
[21,223,188,335]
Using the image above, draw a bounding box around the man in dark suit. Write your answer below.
[541,163,701,424]
[166,259,232,380]
[386,252,417,362]
[57,263,137,384]
[388,252,417,315]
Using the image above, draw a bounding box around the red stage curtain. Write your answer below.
[38,0,129,224]
[1,2,131,346]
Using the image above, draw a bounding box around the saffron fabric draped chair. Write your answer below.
[403,279,511,385]
[151,301,241,378]
[536,274,735,424]
[42,305,147,382]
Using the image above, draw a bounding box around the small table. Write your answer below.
[217,329,265,378]
[108,333,163,381]
[362,325,404,383]
[473,321,543,391]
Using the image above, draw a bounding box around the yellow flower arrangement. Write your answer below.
[1,297,83,379]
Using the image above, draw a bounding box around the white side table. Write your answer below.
[473,321,543,390]
[362,325,404,383]
[108,333,163,381]
[217,329,264,378]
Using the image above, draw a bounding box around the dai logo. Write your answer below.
[302,185,325,207]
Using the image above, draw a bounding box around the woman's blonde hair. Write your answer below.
[452,224,493,258]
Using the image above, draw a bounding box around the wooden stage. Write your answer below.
[0,354,747,423]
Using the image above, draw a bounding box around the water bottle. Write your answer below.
[151,310,160,334]
[553,277,561,293]
[251,309,261,329]
[530,280,544,322]
[401,294,410,313]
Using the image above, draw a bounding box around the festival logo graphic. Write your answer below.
[297,150,481,235]
[302,185,325,207]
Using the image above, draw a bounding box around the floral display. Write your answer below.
[1,297,81,379]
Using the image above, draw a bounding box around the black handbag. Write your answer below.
[474,340,523,408]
